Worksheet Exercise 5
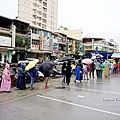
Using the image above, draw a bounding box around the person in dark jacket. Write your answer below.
[89,62,96,79]
[65,61,72,86]
[61,62,66,84]
[17,64,26,90]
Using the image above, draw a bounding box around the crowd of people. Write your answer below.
[61,59,119,86]
[0,57,119,93]
[0,57,51,93]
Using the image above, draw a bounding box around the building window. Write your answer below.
[38,11,42,15]
[37,16,41,20]
[33,15,37,19]
[42,24,46,29]
[42,18,46,23]
[43,13,47,18]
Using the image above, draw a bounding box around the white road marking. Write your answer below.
[69,86,120,95]
[78,95,84,98]
[37,95,120,117]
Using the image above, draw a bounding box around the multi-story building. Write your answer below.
[0,16,29,63]
[83,37,118,52]
[0,0,58,32]
[82,37,119,58]
[18,0,58,32]
[58,26,83,41]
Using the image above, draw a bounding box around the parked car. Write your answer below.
[18,58,36,66]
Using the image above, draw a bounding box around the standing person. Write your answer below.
[110,61,114,76]
[75,60,83,83]
[96,60,100,78]
[83,64,89,80]
[44,70,51,89]
[113,59,117,73]
[39,56,43,64]
[16,64,26,90]
[65,61,72,86]
[103,60,110,78]
[0,63,11,92]
[61,62,66,84]
[29,66,38,90]
[99,61,104,78]
[89,62,96,79]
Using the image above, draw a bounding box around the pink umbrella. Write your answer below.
[82,58,93,64]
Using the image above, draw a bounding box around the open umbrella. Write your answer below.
[91,53,103,59]
[25,59,39,71]
[39,61,54,72]
[58,56,74,62]
[82,58,93,64]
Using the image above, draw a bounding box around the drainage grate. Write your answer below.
[55,86,66,89]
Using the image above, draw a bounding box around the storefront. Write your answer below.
[0,36,12,63]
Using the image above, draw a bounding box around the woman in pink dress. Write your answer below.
[0,63,11,92]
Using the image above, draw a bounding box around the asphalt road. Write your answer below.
[0,73,120,120]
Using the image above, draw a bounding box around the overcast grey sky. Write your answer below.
[0,0,120,44]
[58,0,120,43]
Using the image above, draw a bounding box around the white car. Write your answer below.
[18,58,36,66]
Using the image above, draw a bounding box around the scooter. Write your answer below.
[25,70,44,83]
[51,66,62,77]
[11,67,18,85]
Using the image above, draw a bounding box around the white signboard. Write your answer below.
[0,36,11,47]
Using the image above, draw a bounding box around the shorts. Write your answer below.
[44,71,50,77]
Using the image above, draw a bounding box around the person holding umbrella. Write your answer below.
[65,61,72,86]
[44,70,51,89]
[25,59,39,90]
[61,62,67,84]
[29,66,38,90]
[39,61,54,89]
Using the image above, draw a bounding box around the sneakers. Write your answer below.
[30,87,34,90]
[45,86,49,89]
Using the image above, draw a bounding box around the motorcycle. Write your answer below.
[11,67,18,85]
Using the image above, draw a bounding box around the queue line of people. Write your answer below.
[0,57,51,93]
[61,59,119,85]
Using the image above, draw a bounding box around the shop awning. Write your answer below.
[30,50,44,54]
[111,53,120,58]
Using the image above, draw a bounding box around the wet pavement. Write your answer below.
[0,73,120,120]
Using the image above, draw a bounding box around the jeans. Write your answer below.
[99,70,102,78]
[72,69,75,75]
[30,76,35,88]
[96,70,100,77]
